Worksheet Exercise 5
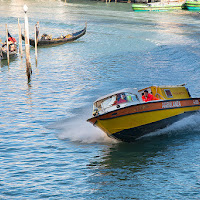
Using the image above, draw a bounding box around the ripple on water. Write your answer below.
[1,0,200,199]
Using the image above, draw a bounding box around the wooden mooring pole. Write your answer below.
[18,18,23,57]
[23,5,32,81]
[34,24,38,65]
[5,24,9,66]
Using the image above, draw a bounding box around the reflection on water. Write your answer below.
[87,127,200,199]
[89,133,180,171]
[85,113,200,199]
[90,113,200,168]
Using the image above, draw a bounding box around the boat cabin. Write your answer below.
[92,85,191,116]
[92,88,143,116]
[138,84,191,100]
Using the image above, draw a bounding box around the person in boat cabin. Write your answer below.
[142,90,159,102]
[113,93,127,105]
[120,93,127,103]
[126,94,133,102]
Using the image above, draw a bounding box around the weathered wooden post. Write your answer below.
[18,18,23,57]
[34,22,38,65]
[5,24,9,66]
[23,4,32,81]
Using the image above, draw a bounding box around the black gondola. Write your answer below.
[22,24,87,47]
[0,32,17,60]
[0,45,17,60]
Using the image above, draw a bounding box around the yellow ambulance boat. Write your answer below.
[87,84,200,142]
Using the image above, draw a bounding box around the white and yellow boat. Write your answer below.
[87,85,200,142]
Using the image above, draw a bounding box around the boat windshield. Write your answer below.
[93,92,140,115]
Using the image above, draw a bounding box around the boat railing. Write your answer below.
[155,93,165,100]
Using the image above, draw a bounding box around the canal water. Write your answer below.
[1,0,200,199]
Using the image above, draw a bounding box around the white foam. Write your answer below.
[138,112,200,139]
[52,111,200,143]
[56,117,117,144]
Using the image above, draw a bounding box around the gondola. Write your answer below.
[0,32,17,60]
[0,45,17,60]
[22,24,87,47]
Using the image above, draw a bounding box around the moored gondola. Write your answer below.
[22,24,87,47]
[0,32,17,60]
[0,47,17,60]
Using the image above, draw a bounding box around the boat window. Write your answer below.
[125,93,139,102]
[94,101,102,110]
[101,96,116,109]
[113,93,139,105]
[164,89,173,98]
[94,92,140,113]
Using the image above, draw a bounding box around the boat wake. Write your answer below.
[49,111,200,143]
[51,117,117,144]
[138,112,200,140]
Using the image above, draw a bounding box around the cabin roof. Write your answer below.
[156,84,186,88]
[94,84,187,104]
[138,84,186,91]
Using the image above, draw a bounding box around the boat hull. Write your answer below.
[111,111,197,142]
[88,98,200,142]
[21,26,86,47]
[0,49,17,60]
[132,3,183,11]
[183,1,200,10]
